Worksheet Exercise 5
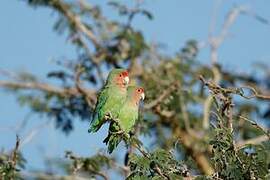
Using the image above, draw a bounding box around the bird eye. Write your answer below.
[119,74,122,77]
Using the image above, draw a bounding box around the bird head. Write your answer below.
[107,69,129,87]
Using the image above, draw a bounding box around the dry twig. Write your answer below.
[239,116,270,139]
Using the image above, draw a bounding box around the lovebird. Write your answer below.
[103,86,145,153]
[88,69,129,133]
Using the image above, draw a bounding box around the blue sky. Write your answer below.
[0,0,270,173]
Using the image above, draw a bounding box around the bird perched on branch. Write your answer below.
[88,69,129,133]
[103,86,145,153]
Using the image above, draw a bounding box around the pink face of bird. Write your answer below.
[135,87,145,102]
[115,70,129,87]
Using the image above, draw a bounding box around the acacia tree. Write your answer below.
[0,0,270,179]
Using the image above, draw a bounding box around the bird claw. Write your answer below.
[104,112,113,120]
[124,133,130,139]
[113,130,124,135]
[104,112,120,125]
[110,130,130,139]
[111,118,120,124]
[105,113,130,139]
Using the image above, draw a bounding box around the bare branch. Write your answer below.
[239,86,270,100]
[239,116,270,139]
[77,35,105,84]
[131,140,150,159]
[209,5,247,64]
[179,91,203,139]
[91,171,109,180]
[10,135,20,168]
[52,0,101,48]
[208,0,223,37]
[199,76,270,101]
[174,128,214,175]
[152,164,170,180]
[0,80,75,95]
[20,120,51,149]
[0,80,96,102]
[75,67,96,108]
[144,81,179,109]
[236,135,269,150]
[203,4,248,129]
[201,70,220,130]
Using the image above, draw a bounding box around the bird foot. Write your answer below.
[104,112,113,120]
[111,130,130,139]
[112,130,124,135]
[104,112,121,125]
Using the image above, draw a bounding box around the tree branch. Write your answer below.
[0,80,96,103]
[75,67,96,108]
[174,128,214,175]
[52,0,101,48]
[10,135,20,168]
[144,81,179,110]
[236,135,269,150]
[199,76,270,101]
[239,116,270,139]
[209,5,247,64]
[203,4,247,129]
[239,86,270,100]
[77,34,105,84]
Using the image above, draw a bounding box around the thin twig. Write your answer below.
[203,4,246,129]
[77,34,105,84]
[239,116,270,139]
[20,120,51,149]
[239,86,270,100]
[179,92,203,139]
[152,164,170,180]
[131,141,150,159]
[199,76,270,101]
[209,5,247,64]
[90,171,109,180]
[10,135,20,168]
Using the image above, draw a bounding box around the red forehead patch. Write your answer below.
[122,71,129,77]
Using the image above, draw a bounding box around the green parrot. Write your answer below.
[103,86,145,153]
[88,69,129,133]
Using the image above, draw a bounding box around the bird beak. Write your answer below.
[141,93,145,100]
[123,76,129,85]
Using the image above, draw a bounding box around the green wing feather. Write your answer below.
[89,85,126,133]
[103,101,138,153]
[89,68,128,133]
[88,87,108,133]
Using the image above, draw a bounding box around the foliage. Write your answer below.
[0,137,25,180]
[0,0,270,179]
[65,151,113,179]
[127,149,189,179]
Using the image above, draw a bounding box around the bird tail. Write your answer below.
[88,114,102,133]
[103,123,121,153]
